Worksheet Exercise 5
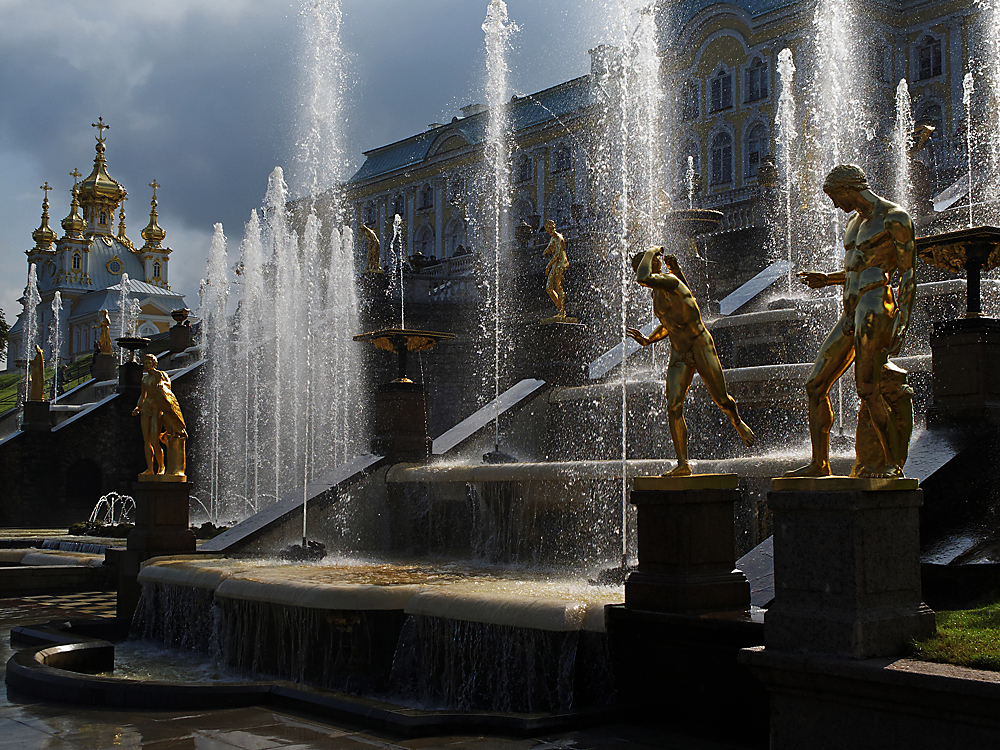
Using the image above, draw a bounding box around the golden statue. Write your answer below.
[628,248,755,476]
[98,309,113,354]
[542,219,576,323]
[132,353,188,479]
[360,224,383,273]
[785,164,916,479]
[28,346,45,402]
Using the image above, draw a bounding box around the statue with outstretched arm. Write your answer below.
[628,248,755,476]
[785,164,916,479]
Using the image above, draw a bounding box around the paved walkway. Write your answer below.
[0,592,757,750]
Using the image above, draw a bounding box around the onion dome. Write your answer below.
[77,117,127,210]
[31,182,57,252]
[140,180,167,250]
[61,170,86,239]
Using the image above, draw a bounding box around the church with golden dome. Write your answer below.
[6,118,187,369]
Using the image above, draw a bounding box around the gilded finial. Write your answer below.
[149,179,160,201]
[70,168,82,189]
[61,174,86,239]
[31,182,58,251]
[92,116,109,144]
[141,180,166,250]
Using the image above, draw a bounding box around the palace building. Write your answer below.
[6,119,187,369]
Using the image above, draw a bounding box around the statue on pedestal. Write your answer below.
[784,164,916,479]
[628,248,755,476]
[132,353,187,479]
[98,309,113,354]
[28,346,45,402]
[542,219,576,323]
[360,224,383,273]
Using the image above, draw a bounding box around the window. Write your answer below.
[419,184,434,210]
[746,58,768,102]
[517,155,533,183]
[416,225,435,256]
[448,177,464,204]
[681,80,699,120]
[554,146,572,172]
[710,69,733,112]
[867,47,885,82]
[363,202,376,225]
[153,262,161,278]
[515,199,535,225]
[444,218,465,257]
[917,35,942,80]
[549,191,571,227]
[391,194,404,218]
[711,133,733,185]
[99,211,107,225]
[746,124,768,179]
[72,252,81,270]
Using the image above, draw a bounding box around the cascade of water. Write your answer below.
[776,48,797,293]
[237,210,265,515]
[482,0,517,453]
[48,292,62,401]
[893,79,914,213]
[117,273,130,364]
[980,0,1000,225]
[21,264,40,409]
[392,214,404,328]
[964,72,975,228]
[201,224,230,525]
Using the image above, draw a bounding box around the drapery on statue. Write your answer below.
[28,345,45,402]
[785,164,916,479]
[542,219,575,322]
[98,309,113,354]
[360,224,383,273]
[628,248,755,476]
[132,353,188,479]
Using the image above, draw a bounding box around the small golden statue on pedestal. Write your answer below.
[360,224,383,273]
[628,248,755,479]
[28,346,45,402]
[784,165,916,481]
[133,354,187,481]
[98,309,113,354]
[541,219,577,323]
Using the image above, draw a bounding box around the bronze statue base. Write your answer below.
[771,476,918,492]
[138,473,187,483]
[634,473,738,491]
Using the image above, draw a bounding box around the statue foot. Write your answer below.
[139,469,156,476]
[856,465,903,479]
[783,461,831,478]
[662,463,692,477]
[736,421,756,447]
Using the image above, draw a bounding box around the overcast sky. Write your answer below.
[0,0,627,336]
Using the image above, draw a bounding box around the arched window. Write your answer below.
[917,35,942,80]
[746,124,768,179]
[138,323,158,337]
[554,146,572,172]
[680,80,699,120]
[99,211,107,225]
[746,58,768,102]
[444,218,465,257]
[72,252,81,270]
[515,198,535,225]
[710,68,733,112]
[517,155,533,183]
[391,194,404,217]
[152,261,161,278]
[417,225,435,256]
[447,177,464,204]
[73,327,80,354]
[710,133,733,185]
[548,191,571,227]
[419,184,434,210]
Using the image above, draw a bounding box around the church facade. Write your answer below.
[6,119,187,370]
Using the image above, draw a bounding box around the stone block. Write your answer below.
[930,317,1000,423]
[372,382,430,462]
[20,401,52,432]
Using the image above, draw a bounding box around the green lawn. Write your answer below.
[0,354,96,411]
[912,600,1000,671]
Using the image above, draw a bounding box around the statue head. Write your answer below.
[544,219,556,233]
[142,353,158,371]
[631,248,662,275]
[822,164,869,196]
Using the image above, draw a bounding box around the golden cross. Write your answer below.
[40,182,52,198]
[149,179,160,199]
[69,168,82,188]
[92,116,109,143]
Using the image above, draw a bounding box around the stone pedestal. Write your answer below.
[513,319,589,386]
[91,353,117,382]
[625,474,751,614]
[117,480,196,622]
[765,478,935,659]
[117,360,142,393]
[372,381,430,462]
[168,323,192,353]
[929,317,1000,424]
[20,401,52,432]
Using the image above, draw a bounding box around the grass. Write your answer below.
[912,600,1000,671]
[0,354,96,411]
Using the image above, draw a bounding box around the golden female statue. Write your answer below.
[628,248,755,476]
[132,353,187,478]
[785,164,916,479]
[542,219,575,322]
[360,224,383,273]
[98,309,113,354]
[28,346,45,402]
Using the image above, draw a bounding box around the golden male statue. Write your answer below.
[133,353,188,478]
[542,219,571,320]
[360,224,383,273]
[628,248,755,476]
[785,164,916,479]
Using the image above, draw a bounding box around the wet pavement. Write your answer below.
[0,592,756,749]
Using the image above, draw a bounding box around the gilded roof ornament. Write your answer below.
[78,116,127,211]
[61,169,86,239]
[31,182,58,252]
[117,192,137,252]
[140,179,167,250]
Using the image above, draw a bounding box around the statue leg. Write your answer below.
[692,336,755,447]
[663,351,695,476]
[784,318,855,477]
[853,302,900,477]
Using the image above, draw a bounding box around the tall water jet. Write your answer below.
[893,79,914,213]
[980,0,1000,225]
[964,71,976,228]
[21,264,40,409]
[200,224,230,525]
[48,292,62,401]
[776,48,797,293]
[481,0,517,455]
[117,273,130,364]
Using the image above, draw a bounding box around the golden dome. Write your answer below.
[141,179,167,250]
[31,183,57,252]
[77,118,126,209]
[61,181,86,239]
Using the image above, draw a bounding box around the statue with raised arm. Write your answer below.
[28,346,45,402]
[98,309,113,354]
[542,219,576,323]
[132,353,188,479]
[785,164,916,479]
[360,224,383,273]
[628,248,755,476]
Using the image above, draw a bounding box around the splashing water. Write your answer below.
[117,273,130,364]
[686,156,696,210]
[964,72,975,228]
[21,264,40,409]
[201,224,230,525]
[893,79,914,214]
[392,213,404,329]
[776,48,797,292]
[48,292,62,401]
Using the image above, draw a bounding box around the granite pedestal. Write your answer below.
[514,319,589,385]
[91,353,117,382]
[765,478,935,659]
[372,381,430,462]
[20,401,52,432]
[625,475,750,614]
[929,317,1000,424]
